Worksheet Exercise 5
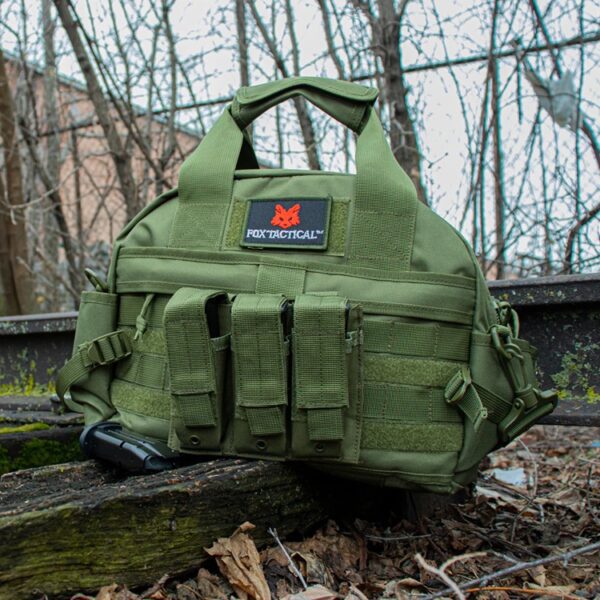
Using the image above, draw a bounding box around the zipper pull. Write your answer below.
[134,293,155,341]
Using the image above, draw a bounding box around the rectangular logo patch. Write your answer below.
[241,197,331,250]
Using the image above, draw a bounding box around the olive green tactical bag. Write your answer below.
[57,77,557,493]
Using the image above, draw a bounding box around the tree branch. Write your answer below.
[53,0,139,219]
[427,541,600,599]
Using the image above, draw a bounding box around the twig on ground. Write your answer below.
[174,583,201,598]
[268,527,308,590]
[441,551,488,572]
[465,586,580,599]
[348,584,369,600]
[415,553,465,600]
[140,573,170,598]
[426,540,600,598]
[364,533,432,542]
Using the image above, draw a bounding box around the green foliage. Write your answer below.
[551,342,600,403]
[0,446,9,474]
[0,422,50,435]
[0,437,83,475]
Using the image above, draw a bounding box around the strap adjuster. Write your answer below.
[444,366,471,405]
[81,330,132,367]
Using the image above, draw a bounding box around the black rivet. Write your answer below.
[256,439,267,451]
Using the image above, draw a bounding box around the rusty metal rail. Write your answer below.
[0,274,598,426]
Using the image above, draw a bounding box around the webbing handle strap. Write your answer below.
[56,330,132,401]
[293,295,349,441]
[164,287,227,430]
[232,77,378,132]
[231,294,288,437]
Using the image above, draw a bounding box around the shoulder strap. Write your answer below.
[56,330,132,401]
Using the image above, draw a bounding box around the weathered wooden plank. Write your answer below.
[0,459,330,600]
[0,395,83,424]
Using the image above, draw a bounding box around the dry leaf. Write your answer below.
[343,584,369,600]
[393,577,426,589]
[526,564,546,586]
[291,551,335,588]
[526,583,578,594]
[95,584,138,600]
[287,526,360,582]
[205,521,271,600]
[281,584,338,600]
[96,584,118,600]
[195,568,229,599]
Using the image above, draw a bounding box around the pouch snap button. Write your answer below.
[256,439,267,451]
[190,435,201,446]
[315,443,325,453]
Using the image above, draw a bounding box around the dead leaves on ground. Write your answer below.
[73,426,598,599]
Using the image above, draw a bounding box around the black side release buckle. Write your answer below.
[80,422,181,473]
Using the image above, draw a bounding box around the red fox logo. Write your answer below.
[271,203,301,229]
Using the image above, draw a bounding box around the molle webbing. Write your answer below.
[256,264,305,296]
[119,294,170,329]
[164,288,228,449]
[363,384,462,424]
[231,294,288,452]
[293,295,349,441]
[363,320,470,362]
[115,352,169,391]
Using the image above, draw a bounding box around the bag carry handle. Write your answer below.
[231,76,378,132]
[170,77,417,269]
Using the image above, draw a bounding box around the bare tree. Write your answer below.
[41,0,61,307]
[246,0,322,170]
[489,0,506,279]
[352,0,428,204]
[0,49,35,314]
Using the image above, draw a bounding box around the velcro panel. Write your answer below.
[361,422,463,452]
[111,379,171,420]
[293,295,348,444]
[231,294,288,456]
[164,288,228,451]
[364,354,459,388]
